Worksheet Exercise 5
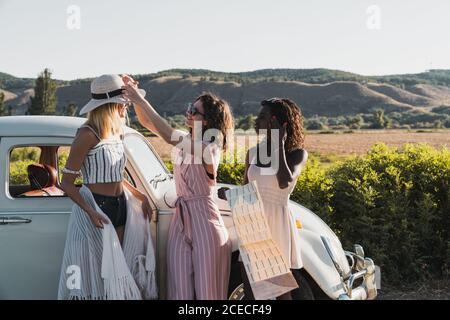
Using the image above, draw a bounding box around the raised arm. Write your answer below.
[271,119,306,189]
[122,77,178,146]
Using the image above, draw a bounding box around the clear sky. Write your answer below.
[1,0,449,80]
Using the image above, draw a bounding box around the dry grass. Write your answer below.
[147,129,450,161]
[378,280,450,300]
[305,129,450,155]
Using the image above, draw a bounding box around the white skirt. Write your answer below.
[263,201,303,270]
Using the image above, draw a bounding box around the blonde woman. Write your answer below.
[58,74,157,300]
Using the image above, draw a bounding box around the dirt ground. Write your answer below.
[303,130,450,156]
[147,130,450,161]
[377,283,450,300]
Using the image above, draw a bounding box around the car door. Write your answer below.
[0,137,74,300]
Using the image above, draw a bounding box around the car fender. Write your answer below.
[298,229,348,299]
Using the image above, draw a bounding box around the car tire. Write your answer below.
[290,269,315,300]
[228,268,316,300]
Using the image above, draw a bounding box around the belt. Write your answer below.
[174,195,212,246]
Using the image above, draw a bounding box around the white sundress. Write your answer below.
[247,145,308,269]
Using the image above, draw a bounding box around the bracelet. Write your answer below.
[62,167,81,175]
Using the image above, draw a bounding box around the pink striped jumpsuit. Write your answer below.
[167,144,232,300]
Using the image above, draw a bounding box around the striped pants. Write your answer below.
[167,196,232,300]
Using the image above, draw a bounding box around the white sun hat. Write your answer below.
[79,74,146,115]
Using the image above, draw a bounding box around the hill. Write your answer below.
[2,68,450,117]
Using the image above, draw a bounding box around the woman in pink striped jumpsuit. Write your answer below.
[168,138,231,299]
[122,77,233,299]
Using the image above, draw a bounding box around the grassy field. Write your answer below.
[148,129,450,163]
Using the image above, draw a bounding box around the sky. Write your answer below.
[1,0,450,80]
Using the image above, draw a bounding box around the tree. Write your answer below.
[346,114,363,129]
[0,92,5,116]
[237,115,255,131]
[433,120,444,129]
[306,119,325,130]
[28,68,57,115]
[371,109,386,129]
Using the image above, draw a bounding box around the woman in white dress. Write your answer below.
[219,97,307,300]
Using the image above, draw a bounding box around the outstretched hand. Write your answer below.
[121,74,145,105]
[122,74,139,86]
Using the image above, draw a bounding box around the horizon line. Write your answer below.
[1,67,449,82]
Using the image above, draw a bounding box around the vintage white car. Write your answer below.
[0,116,380,300]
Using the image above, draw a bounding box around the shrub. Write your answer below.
[217,162,246,185]
[306,119,326,130]
[325,144,450,284]
[291,156,334,222]
[9,159,36,185]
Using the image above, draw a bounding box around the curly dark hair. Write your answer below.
[195,92,234,150]
[262,98,305,152]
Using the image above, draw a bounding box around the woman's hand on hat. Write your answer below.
[122,83,145,106]
[121,74,139,86]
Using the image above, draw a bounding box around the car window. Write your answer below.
[9,147,41,188]
[9,146,67,198]
[9,142,139,199]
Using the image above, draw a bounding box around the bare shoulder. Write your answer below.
[73,126,100,149]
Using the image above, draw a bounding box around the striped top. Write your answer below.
[80,125,127,184]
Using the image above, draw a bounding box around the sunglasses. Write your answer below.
[187,103,205,116]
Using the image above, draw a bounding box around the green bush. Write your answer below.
[9,147,41,185]
[9,148,84,186]
[217,162,246,185]
[9,159,36,185]
[291,156,334,222]
[327,143,450,284]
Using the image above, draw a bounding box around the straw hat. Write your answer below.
[79,74,146,115]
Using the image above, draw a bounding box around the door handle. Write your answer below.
[0,217,32,225]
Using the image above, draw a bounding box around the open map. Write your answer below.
[225,181,298,300]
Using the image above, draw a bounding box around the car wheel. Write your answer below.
[290,269,315,300]
[228,269,316,300]
[228,283,245,300]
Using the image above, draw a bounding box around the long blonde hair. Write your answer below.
[85,103,123,139]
